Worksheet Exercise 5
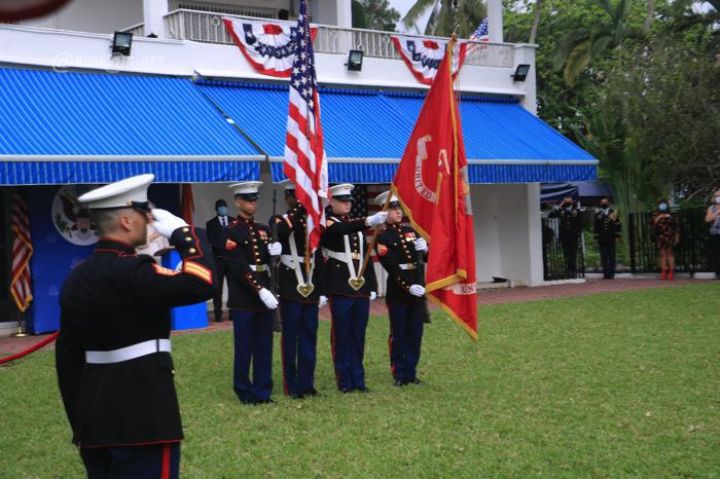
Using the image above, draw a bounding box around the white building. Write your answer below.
[0,0,596,333]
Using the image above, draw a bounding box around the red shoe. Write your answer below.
[668,270,674,280]
[660,269,667,280]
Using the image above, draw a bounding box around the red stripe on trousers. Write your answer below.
[161,444,171,479]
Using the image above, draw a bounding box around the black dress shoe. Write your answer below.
[407,378,422,385]
[356,386,370,393]
[340,387,352,394]
[393,379,407,387]
[238,396,255,405]
[303,388,319,397]
[255,398,275,404]
[290,392,305,400]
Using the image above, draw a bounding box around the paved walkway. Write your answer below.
[1,278,714,358]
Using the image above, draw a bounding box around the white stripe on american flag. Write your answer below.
[283,0,327,253]
[10,193,33,312]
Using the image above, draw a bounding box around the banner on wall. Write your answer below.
[223,17,319,78]
[390,35,468,85]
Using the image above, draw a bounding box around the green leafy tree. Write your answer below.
[352,0,401,31]
[402,0,487,37]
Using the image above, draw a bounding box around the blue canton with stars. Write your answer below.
[290,0,318,114]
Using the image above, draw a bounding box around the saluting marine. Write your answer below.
[224,181,282,405]
[374,191,429,386]
[56,174,216,479]
[593,197,621,279]
[321,183,386,393]
[273,182,326,399]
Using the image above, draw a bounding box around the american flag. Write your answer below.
[283,0,328,254]
[469,18,489,42]
[10,193,33,313]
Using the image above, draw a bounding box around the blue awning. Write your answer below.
[0,68,263,184]
[196,80,596,184]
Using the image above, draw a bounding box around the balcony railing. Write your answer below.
[121,21,145,37]
[163,9,515,68]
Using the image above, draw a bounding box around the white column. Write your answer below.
[143,0,169,38]
[486,0,503,43]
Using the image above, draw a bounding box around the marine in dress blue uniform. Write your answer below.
[225,181,282,405]
[273,183,326,398]
[56,174,217,479]
[320,184,386,393]
[373,191,429,386]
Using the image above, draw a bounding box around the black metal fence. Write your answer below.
[542,208,716,279]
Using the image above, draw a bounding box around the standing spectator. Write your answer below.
[593,197,622,279]
[206,199,231,322]
[705,189,720,279]
[549,197,583,278]
[651,199,679,280]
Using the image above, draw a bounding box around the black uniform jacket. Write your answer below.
[320,214,377,298]
[594,209,621,243]
[274,204,324,303]
[375,223,426,305]
[225,216,273,311]
[206,216,229,258]
[549,207,583,242]
[55,227,216,447]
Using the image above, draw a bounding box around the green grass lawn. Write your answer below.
[1,284,719,478]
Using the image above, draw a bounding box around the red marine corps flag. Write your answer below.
[391,37,478,340]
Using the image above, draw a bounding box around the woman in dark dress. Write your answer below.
[651,199,679,280]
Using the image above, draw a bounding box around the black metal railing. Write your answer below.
[543,209,716,279]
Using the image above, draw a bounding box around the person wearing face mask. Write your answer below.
[651,199,679,280]
[548,196,583,278]
[206,199,231,322]
[593,197,621,279]
[705,189,720,279]
[373,191,428,386]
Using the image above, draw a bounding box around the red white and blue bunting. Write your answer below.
[223,17,318,78]
[390,35,468,85]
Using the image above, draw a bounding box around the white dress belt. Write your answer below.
[249,264,269,272]
[399,263,417,270]
[323,249,361,262]
[85,339,171,364]
[280,254,298,269]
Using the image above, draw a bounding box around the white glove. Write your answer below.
[414,237,428,252]
[258,288,279,310]
[365,211,388,227]
[370,291,377,301]
[152,209,189,238]
[409,284,426,297]
[268,241,282,256]
[318,295,328,308]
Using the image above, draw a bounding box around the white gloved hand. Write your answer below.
[268,241,282,256]
[152,209,189,238]
[370,291,377,301]
[318,295,328,308]
[414,237,428,252]
[365,211,388,227]
[258,288,279,310]
[409,284,426,297]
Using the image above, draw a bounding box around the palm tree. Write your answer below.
[552,0,640,86]
[402,0,486,38]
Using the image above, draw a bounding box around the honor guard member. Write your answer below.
[593,197,621,279]
[549,197,583,277]
[321,183,386,393]
[374,191,429,386]
[55,174,216,479]
[225,181,282,405]
[206,199,231,322]
[273,182,326,399]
